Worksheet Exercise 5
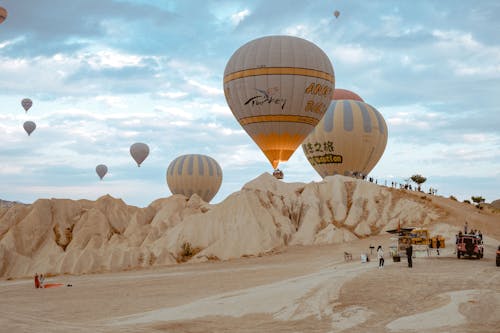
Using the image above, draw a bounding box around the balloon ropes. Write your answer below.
[166,154,222,203]
[223,35,335,172]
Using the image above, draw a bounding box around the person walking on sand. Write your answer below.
[377,245,384,269]
[34,273,40,289]
[406,244,413,268]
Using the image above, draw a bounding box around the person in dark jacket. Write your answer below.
[436,238,441,255]
[406,244,413,268]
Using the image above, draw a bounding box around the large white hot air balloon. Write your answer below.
[96,164,108,180]
[21,98,33,112]
[223,35,335,173]
[166,154,222,203]
[130,142,149,167]
[302,100,388,178]
[23,121,36,136]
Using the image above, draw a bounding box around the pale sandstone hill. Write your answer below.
[0,173,496,279]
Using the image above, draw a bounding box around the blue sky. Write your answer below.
[0,0,499,207]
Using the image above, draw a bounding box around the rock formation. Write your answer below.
[0,174,443,279]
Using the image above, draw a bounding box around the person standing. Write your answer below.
[377,245,384,269]
[464,221,468,234]
[39,274,45,289]
[406,244,413,268]
[34,273,40,289]
[436,238,441,256]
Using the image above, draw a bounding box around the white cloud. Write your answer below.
[95,95,128,108]
[186,79,223,96]
[283,24,314,39]
[86,49,145,69]
[432,30,480,50]
[231,9,250,26]
[157,91,189,99]
[332,44,382,65]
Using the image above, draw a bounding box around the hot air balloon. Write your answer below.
[333,88,364,102]
[130,142,149,167]
[166,154,222,203]
[302,100,388,178]
[223,35,335,175]
[0,7,7,24]
[23,121,36,136]
[21,98,33,112]
[334,10,340,19]
[96,164,108,180]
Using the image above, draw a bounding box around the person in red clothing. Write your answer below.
[34,273,40,288]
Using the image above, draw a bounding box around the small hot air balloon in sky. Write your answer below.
[223,35,335,173]
[23,121,36,136]
[96,164,108,180]
[302,100,388,178]
[130,142,149,167]
[166,154,222,203]
[0,7,7,24]
[334,10,340,19]
[21,98,33,112]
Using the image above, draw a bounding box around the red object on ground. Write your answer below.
[43,283,64,289]
[34,275,40,289]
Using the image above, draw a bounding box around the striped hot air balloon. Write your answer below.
[166,154,222,203]
[302,100,388,178]
[223,35,335,171]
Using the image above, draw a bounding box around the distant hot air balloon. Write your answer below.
[96,164,108,180]
[334,10,340,19]
[166,154,222,203]
[302,100,388,178]
[223,35,335,173]
[21,98,33,112]
[332,88,364,102]
[0,7,7,24]
[130,142,149,167]
[23,121,36,136]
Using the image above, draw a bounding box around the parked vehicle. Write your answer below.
[456,235,483,259]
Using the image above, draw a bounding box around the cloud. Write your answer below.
[231,9,250,26]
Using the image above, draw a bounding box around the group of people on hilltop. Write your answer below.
[458,221,483,241]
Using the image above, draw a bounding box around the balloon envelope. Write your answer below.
[224,35,335,169]
[21,98,33,112]
[166,154,222,203]
[334,10,340,18]
[0,7,7,24]
[96,164,108,180]
[302,100,388,178]
[333,88,364,102]
[23,121,36,136]
[130,142,149,167]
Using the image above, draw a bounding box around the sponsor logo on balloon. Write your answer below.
[302,141,342,165]
[244,88,287,110]
[308,154,343,165]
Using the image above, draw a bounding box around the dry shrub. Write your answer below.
[450,195,457,201]
[178,242,202,263]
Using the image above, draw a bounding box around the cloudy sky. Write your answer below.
[1,0,499,207]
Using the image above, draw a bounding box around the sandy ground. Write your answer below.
[1,233,499,333]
